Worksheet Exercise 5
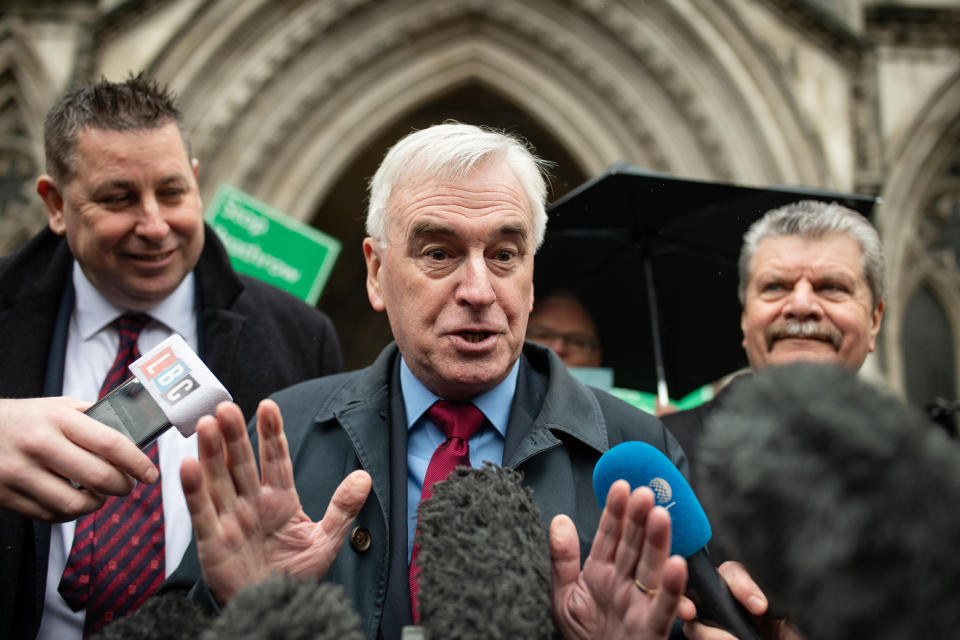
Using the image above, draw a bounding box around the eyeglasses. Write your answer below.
[526,326,600,353]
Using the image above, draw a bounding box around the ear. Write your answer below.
[867,300,885,352]
[191,158,204,211]
[363,238,386,311]
[36,176,66,235]
[529,283,535,314]
[740,309,748,351]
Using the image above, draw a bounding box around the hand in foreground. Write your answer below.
[681,561,804,640]
[550,480,688,640]
[180,399,371,604]
[0,396,158,521]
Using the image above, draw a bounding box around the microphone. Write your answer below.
[593,441,763,640]
[698,362,960,640]
[90,591,212,639]
[201,575,364,640]
[412,463,554,639]
[85,334,232,447]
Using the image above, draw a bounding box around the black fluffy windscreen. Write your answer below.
[698,362,960,640]
[415,463,554,639]
[91,590,211,640]
[202,575,364,640]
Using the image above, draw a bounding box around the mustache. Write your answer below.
[765,320,842,351]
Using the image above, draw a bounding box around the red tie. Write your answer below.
[409,400,485,623]
[59,313,165,637]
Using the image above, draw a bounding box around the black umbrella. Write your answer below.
[536,162,876,404]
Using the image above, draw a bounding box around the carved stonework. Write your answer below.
[921,148,960,271]
[866,6,960,48]
[187,0,694,187]
[570,0,730,179]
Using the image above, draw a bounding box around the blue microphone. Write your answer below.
[593,441,762,640]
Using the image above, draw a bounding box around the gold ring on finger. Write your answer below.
[635,579,659,596]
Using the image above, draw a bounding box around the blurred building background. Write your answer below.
[2,0,958,412]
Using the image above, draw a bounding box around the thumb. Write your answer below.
[549,514,581,601]
[320,470,372,540]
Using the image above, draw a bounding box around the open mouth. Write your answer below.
[459,331,493,343]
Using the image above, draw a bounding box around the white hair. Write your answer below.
[738,200,885,308]
[366,122,551,248]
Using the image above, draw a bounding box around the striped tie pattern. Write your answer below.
[59,313,165,637]
[409,400,485,623]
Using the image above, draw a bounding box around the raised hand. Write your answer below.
[550,480,688,640]
[180,399,371,604]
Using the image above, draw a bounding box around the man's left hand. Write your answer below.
[550,480,688,639]
[180,399,371,604]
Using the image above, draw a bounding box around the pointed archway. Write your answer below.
[312,82,587,369]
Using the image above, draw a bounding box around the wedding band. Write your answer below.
[634,578,659,596]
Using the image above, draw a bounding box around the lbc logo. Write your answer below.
[138,346,199,404]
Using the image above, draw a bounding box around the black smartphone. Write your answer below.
[84,377,172,448]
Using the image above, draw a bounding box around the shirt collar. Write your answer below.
[400,356,519,439]
[71,260,196,338]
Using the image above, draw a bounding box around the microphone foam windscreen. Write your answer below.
[698,362,960,640]
[415,463,553,640]
[592,441,711,558]
[91,591,211,639]
[201,575,364,640]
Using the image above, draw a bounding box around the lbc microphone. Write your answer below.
[698,362,960,640]
[201,575,364,640]
[85,334,232,448]
[593,441,763,640]
[412,463,553,640]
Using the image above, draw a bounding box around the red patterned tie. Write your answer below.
[59,313,165,637]
[409,400,485,623]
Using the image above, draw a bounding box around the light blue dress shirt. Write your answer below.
[402,357,518,561]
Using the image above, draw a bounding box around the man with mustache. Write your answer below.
[664,199,885,640]
[663,199,885,488]
[0,75,343,638]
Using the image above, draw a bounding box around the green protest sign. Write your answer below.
[205,184,340,305]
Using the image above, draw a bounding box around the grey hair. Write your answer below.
[366,122,551,249]
[738,200,885,308]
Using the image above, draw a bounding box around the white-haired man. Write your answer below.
[175,123,694,639]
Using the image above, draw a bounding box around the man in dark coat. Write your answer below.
[662,200,886,492]
[0,75,342,639]
[176,123,704,640]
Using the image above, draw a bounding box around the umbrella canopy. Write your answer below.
[535,163,876,402]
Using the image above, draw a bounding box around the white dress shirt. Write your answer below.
[37,262,199,640]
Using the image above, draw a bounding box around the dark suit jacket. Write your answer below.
[168,341,688,640]
[659,374,751,493]
[0,226,344,638]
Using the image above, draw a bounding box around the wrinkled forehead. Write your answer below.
[753,233,866,275]
[386,164,534,235]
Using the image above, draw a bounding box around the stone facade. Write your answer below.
[2,0,958,411]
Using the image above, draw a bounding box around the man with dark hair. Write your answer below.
[0,74,343,639]
[526,290,603,368]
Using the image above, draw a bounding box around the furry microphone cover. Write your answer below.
[201,575,364,640]
[415,463,553,640]
[698,362,960,640]
[91,591,212,639]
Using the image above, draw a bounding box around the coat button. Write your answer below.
[350,526,371,552]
